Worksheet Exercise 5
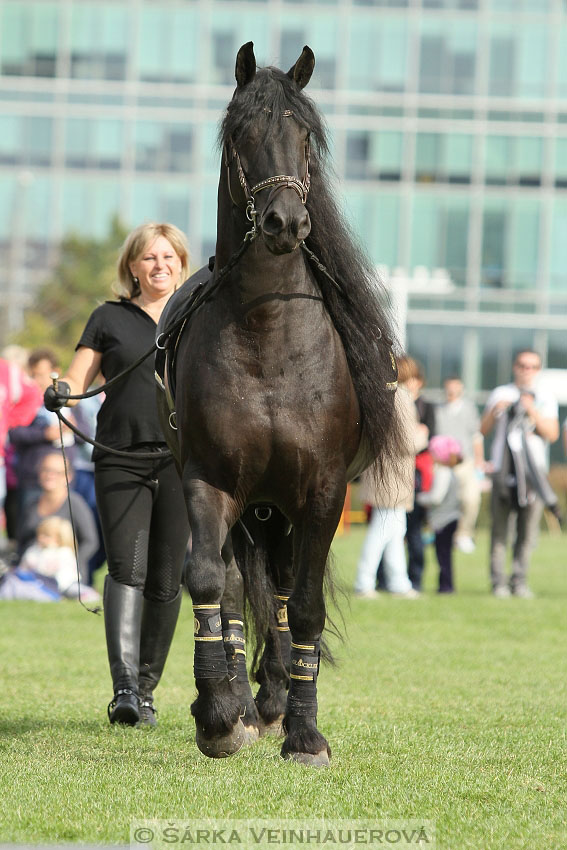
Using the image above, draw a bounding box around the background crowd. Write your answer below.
[0,344,104,601]
[0,338,562,606]
[354,350,561,600]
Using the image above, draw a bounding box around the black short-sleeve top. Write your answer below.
[77,300,165,460]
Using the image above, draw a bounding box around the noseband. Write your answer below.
[224,111,311,235]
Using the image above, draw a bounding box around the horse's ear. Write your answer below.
[287,46,315,90]
[235,42,256,88]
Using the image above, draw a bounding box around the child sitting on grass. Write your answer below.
[20,516,78,595]
[0,517,100,601]
[416,435,462,594]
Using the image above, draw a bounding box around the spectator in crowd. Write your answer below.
[481,349,559,598]
[435,376,485,554]
[9,347,75,518]
[0,356,42,513]
[1,346,31,546]
[17,450,98,585]
[397,356,435,591]
[417,435,462,594]
[354,362,428,599]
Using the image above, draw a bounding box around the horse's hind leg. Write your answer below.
[255,590,291,736]
[183,480,245,758]
[254,520,294,736]
[221,541,260,744]
[281,486,345,767]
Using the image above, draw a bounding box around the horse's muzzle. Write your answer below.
[261,205,311,255]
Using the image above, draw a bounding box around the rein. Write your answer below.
[56,417,101,615]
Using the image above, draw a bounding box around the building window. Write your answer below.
[484,136,542,186]
[208,10,269,86]
[134,123,194,173]
[61,178,122,239]
[130,182,190,235]
[346,191,400,269]
[348,17,408,93]
[137,8,198,83]
[0,115,53,167]
[419,21,477,95]
[0,2,59,77]
[415,133,473,184]
[345,131,402,181]
[65,118,123,170]
[70,5,128,81]
[554,138,567,189]
[353,0,409,6]
[549,199,567,292]
[481,199,540,290]
[406,324,466,391]
[410,194,469,286]
[488,24,548,98]
[212,32,234,86]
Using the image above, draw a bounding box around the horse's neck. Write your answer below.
[235,247,314,302]
[215,194,315,301]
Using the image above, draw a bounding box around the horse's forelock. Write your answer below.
[219,66,328,156]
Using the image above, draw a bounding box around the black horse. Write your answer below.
[157,42,401,766]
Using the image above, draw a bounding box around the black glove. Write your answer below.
[43,381,70,412]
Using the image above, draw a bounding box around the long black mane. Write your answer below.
[220,66,402,473]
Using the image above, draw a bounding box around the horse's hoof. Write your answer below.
[242,724,260,746]
[195,719,245,758]
[281,749,330,768]
[259,715,284,737]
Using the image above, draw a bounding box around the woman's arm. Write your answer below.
[57,347,103,408]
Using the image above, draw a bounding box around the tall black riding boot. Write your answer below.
[104,575,143,726]
[137,587,183,727]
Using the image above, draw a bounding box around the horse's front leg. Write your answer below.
[183,478,245,758]
[281,482,346,767]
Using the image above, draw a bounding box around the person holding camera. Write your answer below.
[481,349,559,598]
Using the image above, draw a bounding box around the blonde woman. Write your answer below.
[44,222,191,726]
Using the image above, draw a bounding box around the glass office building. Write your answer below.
[0,0,566,431]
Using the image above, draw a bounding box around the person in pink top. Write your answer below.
[0,357,42,509]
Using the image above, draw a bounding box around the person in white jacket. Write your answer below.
[354,379,428,599]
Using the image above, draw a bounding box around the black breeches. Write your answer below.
[94,451,189,602]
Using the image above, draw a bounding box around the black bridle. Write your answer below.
[224,110,311,235]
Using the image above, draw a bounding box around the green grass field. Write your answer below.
[1,528,566,849]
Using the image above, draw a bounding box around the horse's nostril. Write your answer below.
[293,211,311,239]
[262,210,285,235]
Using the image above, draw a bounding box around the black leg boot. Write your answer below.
[104,575,143,726]
[137,587,183,727]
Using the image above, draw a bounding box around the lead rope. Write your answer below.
[55,411,101,615]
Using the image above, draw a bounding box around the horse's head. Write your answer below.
[223,42,315,255]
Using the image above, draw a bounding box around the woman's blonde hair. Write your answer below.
[114,222,190,299]
[36,516,74,549]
